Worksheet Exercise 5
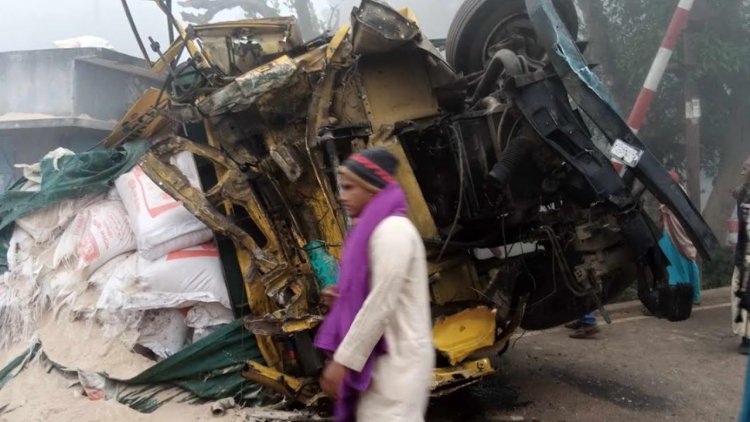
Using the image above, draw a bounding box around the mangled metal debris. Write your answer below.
[197,56,299,117]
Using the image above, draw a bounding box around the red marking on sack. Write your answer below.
[78,233,100,264]
[166,243,219,261]
[133,166,182,218]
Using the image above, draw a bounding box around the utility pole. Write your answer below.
[683,8,702,207]
[627,0,695,134]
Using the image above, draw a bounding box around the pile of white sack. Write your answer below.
[0,150,234,358]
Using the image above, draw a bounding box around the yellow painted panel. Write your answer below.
[429,262,480,305]
[433,307,497,365]
[103,88,169,147]
[397,7,419,26]
[326,24,351,60]
[359,52,439,129]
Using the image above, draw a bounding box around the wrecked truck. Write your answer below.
[113,0,719,404]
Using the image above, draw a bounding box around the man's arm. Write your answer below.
[333,218,414,372]
[737,203,748,268]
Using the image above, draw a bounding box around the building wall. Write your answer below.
[73,60,155,122]
[0,48,162,188]
[0,48,161,120]
[0,49,77,116]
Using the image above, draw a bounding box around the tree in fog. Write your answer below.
[578,0,750,246]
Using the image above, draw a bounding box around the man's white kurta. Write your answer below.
[333,216,434,422]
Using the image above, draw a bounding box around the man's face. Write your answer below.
[339,172,374,218]
[742,157,750,179]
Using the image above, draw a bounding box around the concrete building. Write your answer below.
[0,48,162,188]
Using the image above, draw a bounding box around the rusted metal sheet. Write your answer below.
[241,360,323,406]
[359,52,440,129]
[197,55,298,116]
[191,17,304,76]
[102,88,170,148]
[431,358,496,396]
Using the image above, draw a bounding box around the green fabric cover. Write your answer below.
[113,320,264,412]
[0,342,41,390]
[304,240,339,289]
[0,141,150,271]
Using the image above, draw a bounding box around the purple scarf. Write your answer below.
[314,183,407,421]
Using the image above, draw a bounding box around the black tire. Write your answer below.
[446,0,579,75]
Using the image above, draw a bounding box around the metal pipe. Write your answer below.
[469,49,521,104]
[167,0,175,44]
[120,0,152,67]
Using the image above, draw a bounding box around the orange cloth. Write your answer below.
[659,204,697,261]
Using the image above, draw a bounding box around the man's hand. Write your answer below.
[321,286,339,308]
[319,361,346,399]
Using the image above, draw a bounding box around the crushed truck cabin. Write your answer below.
[104,0,720,407]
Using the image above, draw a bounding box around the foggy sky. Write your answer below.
[0,1,461,60]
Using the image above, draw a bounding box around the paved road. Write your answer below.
[428,295,746,421]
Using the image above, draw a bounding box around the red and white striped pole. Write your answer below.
[626,0,696,134]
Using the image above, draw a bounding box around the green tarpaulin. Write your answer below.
[117,320,260,391]
[113,320,264,412]
[0,342,40,390]
[0,141,150,271]
[0,321,265,413]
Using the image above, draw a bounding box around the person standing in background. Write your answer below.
[658,170,702,306]
[732,156,750,355]
[565,312,599,339]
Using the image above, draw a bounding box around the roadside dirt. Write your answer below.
[1,289,742,421]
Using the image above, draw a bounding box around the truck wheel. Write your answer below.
[446,0,578,75]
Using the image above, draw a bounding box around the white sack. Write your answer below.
[48,200,136,274]
[38,268,85,306]
[115,151,212,260]
[136,309,188,359]
[71,253,133,318]
[15,195,103,244]
[106,187,120,201]
[7,228,36,276]
[185,302,234,329]
[186,302,234,343]
[137,243,230,308]
[97,243,230,312]
[87,254,132,289]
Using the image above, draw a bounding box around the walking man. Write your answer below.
[315,148,434,421]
